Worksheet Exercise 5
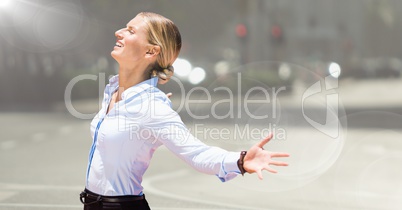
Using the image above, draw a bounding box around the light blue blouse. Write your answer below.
[86,75,241,196]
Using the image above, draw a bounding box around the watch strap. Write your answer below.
[237,151,247,176]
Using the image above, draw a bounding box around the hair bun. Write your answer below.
[157,65,174,84]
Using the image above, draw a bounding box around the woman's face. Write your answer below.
[111,15,151,66]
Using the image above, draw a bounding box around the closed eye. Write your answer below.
[127,26,135,34]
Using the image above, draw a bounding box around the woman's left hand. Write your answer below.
[243,133,290,180]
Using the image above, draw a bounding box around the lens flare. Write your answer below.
[0,0,11,8]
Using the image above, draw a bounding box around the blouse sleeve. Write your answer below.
[142,94,241,182]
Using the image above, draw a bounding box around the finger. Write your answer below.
[256,169,264,180]
[166,92,173,98]
[270,152,290,158]
[264,166,278,174]
[269,161,289,166]
[256,133,273,148]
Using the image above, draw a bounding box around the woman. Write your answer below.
[80,12,289,210]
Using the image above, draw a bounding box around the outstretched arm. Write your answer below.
[243,133,290,180]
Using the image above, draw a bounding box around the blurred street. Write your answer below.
[1,78,401,210]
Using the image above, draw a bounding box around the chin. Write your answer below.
[111,51,119,61]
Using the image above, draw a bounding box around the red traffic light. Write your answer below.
[271,25,282,38]
[236,24,248,38]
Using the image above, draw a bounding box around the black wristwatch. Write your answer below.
[237,151,247,176]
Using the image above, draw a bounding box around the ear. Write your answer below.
[145,45,161,58]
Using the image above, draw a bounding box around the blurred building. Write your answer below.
[1,0,401,110]
[228,0,402,78]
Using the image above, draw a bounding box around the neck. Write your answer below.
[116,65,150,100]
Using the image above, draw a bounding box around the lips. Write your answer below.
[115,41,124,48]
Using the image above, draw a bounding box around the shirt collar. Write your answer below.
[107,75,159,100]
[105,75,119,95]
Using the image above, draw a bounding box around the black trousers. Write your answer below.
[81,189,151,210]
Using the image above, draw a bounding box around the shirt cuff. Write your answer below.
[223,152,241,174]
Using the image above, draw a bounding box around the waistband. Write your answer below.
[80,188,144,205]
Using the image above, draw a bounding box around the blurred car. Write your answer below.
[346,57,402,79]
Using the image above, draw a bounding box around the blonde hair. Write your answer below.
[138,12,182,84]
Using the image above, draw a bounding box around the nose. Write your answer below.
[115,28,123,39]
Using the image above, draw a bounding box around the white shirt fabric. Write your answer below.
[86,75,241,196]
